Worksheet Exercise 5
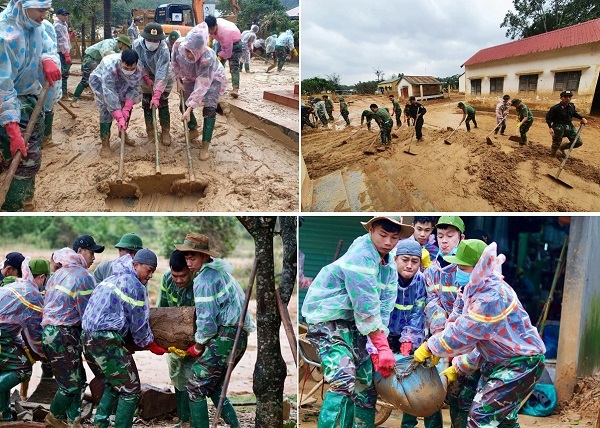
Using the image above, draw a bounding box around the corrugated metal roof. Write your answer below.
[378,78,401,85]
[463,18,600,67]
[403,76,442,85]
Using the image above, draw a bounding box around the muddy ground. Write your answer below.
[302,94,600,212]
[28,59,299,212]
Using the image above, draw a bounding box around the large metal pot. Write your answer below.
[374,354,446,417]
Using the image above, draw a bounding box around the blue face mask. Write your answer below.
[455,268,471,287]
[23,9,42,29]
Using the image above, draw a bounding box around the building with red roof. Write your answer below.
[460,18,600,114]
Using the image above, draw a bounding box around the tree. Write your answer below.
[373,67,384,82]
[260,10,291,38]
[103,0,112,39]
[326,73,342,92]
[501,0,600,39]
[355,80,378,95]
[301,77,335,95]
[237,216,290,428]
[218,0,286,33]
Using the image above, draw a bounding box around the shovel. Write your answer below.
[152,105,161,175]
[0,82,50,208]
[508,119,523,143]
[363,136,379,155]
[403,125,417,156]
[107,129,142,198]
[546,123,584,189]
[171,91,209,196]
[444,123,461,145]
[485,121,503,145]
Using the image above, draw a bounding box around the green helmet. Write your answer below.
[168,30,181,42]
[443,239,487,266]
[115,233,143,251]
[30,258,50,275]
[436,216,465,233]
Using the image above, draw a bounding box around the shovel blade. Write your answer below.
[485,137,494,145]
[444,140,452,145]
[508,136,522,143]
[170,177,209,197]
[364,149,376,155]
[403,150,417,156]
[107,182,143,199]
[546,173,573,189]
[446,126,454,131]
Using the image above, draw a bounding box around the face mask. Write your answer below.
[122,68,136,76]
[23,9,41,29]
[455,268,471,287]
[145,41,160,51]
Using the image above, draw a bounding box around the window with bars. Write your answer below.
[519,75,538,94]
[470,79,481,95]
[553,71,581,93]
[490,77,504,94]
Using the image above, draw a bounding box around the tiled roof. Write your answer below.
[402,76,442,85]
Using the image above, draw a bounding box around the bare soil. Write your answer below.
[26,59,299,212]
[302,94,600,211]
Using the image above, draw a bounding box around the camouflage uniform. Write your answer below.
[42,248,94,424]
[0,261,44,422]
[390,98,402,127]
[373,108,393,146]
[361,110,373,130]
[340,99,350,126]
[546,101,585,153]
[325,98,335,121]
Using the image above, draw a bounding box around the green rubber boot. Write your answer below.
[100,122,111,152]
[449,405,469,428]
[2,177,34,212]
[425,410,443,428]
[49,389,72,420]
[65,388,83,424]
[401,412,418,428]
[114,395,139,428]
[189,398,209,428]
[317,391,353,428]
[42,110,54,146]
[62,78,68,98]
[0,372,22,421]
[159,107,172,146]
[71,83,85,106]
[354,405,375,428]
[175,388,191,426]
[93,386,118,428]
[209,391,239,427]
[199,117,215,161]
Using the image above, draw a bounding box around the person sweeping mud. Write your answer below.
[82,250,168,428]
[41,18,63,148]
[70,35,131,107]
[407,96,426,141]
[324,95,335,121]
[494,95,511,138]
[361,109,374,130]
[0,256,46,423]
[42,246,98,428]
[414,240,546,428]
[511,98,533,146]
[546,90,587,158]
[389,94,402,128]
[127,16,142,44]
[89,49,142,153]
[302,216,414,428]
[312,98,328,126]
[175,233,256,428]
[205,15,242,98]
[172,22,227,161]
[340,97,350,126]
[133,23,175,146]
[239,24,258,73]
[457,101,477,132]
[268,29,297,73]
[370,103,393,147]
[53,8,71,99]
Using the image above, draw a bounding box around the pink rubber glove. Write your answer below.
[187,343,205,358]
[142,74,154,88]
[5,122,26,157]
[147,341,168,355]
[149,90,162,109]
[370,331,395,378]
[64,51,72,64]
[122,99,134,122]
[112,110,127,131]
[42,59,61,86]
[400,342,412,357]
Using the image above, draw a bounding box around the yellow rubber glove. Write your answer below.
[168,346,188,358]
[413,342,440,366]
[292,48,298,57]
[440,366,458,383]
[516,121,523,128]
[24,349,36,365]
[217,56,223,63]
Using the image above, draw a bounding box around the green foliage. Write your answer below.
[158,217,241,259]
[355,80,379,95]
[0,0,8,12]
[437,74,460,89]
[259,10,292,38]
[301,77,336,95]
[501,0,600,39]
[237,0,286,34]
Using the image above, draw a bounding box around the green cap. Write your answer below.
[116,35,132,48]
[436,215,465,233]
[30,259,50,275]
[115,233,143,251]
[443,239,487,267]
[168,30,181,42]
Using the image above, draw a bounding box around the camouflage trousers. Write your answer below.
[0,329,33,382]
[395,111,402,127]
[82,331,141,398]
[307,320,377,409]
[517,121,532,144]
[42,325,86,394]
[274,45,290,71]
[78,55,98,88]
[468,355,545,428]
[380,119,393,145]
[167,353,195,391]
[0,94,44,211]
[551,122,583,151]
[187,326,247,402]
[218,41,242,87]
[447,369,481,428]
[342,110,350,125]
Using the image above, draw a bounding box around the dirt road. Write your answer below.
[29,60,299,212]
[302,94,600,211]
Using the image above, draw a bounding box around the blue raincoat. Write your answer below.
[132,38,173,94]
[387,271,427,347]
[41,19,62,111]
[423,253,459,335]
[81,255,153,348]
[0,0,60,125]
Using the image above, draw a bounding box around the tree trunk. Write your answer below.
[278,216,297,305]
[237,216,286,428]
[103,0,112,40]
[81,23,86,52]
[91,15,96,45]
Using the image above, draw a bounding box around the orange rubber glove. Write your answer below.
[147,341,168,355]
[186,343,205,358]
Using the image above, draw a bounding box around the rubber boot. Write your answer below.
[401,412,418,428]
[71,83,85,107]
[114,395,138,428]
[189,398,210,428]
[449,405,469,428]
[65,388,83,425]
[209,391,239,427]
[266,63,276,73]
[354,405,375,428]
[159,107,172,146]
[62,78,68,99]
[230,84,239,99]
[124,132,135,147]
[100,122,111,154]
[68,418,83,428]
[199,117,215,161]
[2,177,34,212]
[93,385,119,428]
[49,389,72,420]
[175,389,191,427]
[317,391,353,428]
[0,372,22,421]
[424,410,443,428]
[42,110,54,147]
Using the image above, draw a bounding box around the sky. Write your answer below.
[301,0,517,85]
